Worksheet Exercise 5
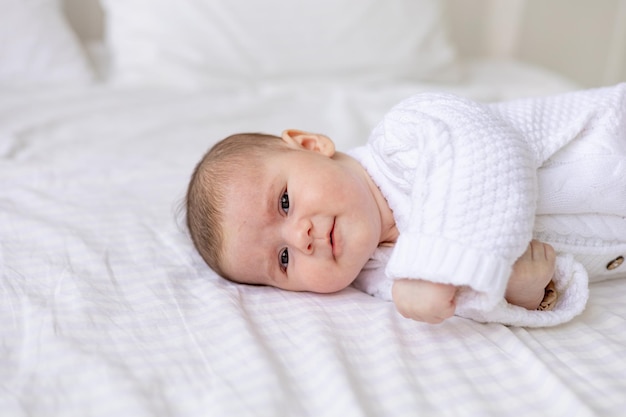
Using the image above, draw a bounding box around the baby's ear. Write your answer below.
[281,129,335,157]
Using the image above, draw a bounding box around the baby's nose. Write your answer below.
[286,218,313,254]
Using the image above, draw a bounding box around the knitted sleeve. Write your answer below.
[361,84,624,312]
[366,93,538,310]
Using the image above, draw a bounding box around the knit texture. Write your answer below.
[350,83,626,326]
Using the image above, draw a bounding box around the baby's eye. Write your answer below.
[279,248,289,271]
[280,191,289,214]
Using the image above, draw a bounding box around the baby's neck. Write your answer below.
[380,223,399,246]
[338,151,399,245]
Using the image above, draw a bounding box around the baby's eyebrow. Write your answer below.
[262,256,273,285]
[262,176,275,213]
[263,246,284,286]
[258,175,282,285]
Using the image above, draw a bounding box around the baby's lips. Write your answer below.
[327,218,334,256]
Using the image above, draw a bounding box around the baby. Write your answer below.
[186,83,626,327]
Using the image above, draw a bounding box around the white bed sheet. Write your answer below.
[1,65,626,417]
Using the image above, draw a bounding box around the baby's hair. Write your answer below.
[185,132,290,280]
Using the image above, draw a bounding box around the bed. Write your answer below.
[2,1,626,416]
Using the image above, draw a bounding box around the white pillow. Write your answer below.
[102,0,459,89]
[0,0,94,86]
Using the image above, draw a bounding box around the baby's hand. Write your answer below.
[506,240,556,310]
[392,279,457,324]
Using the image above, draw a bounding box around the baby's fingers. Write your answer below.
[530,240,556,262]
[421,284,457,323]
[392,280,457,324]
[530,240,557,286]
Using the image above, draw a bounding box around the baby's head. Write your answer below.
[186,130,390,293]
[186,132,287,278]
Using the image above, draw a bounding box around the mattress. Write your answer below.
[2,66,626,416]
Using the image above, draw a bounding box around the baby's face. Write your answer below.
[219,140,385,293]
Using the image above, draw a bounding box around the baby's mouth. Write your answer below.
[330,218,335,253]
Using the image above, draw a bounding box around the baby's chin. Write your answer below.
[313,284,352,294]
[308,273,361,294]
